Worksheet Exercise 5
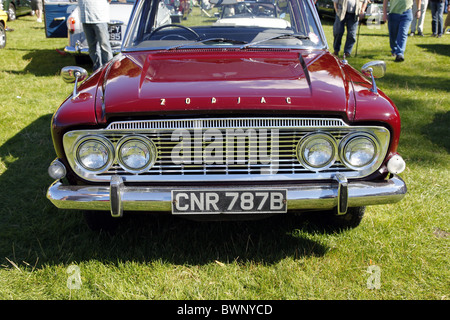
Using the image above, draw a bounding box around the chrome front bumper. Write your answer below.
[64,45,121,56]
[47,175,407,218]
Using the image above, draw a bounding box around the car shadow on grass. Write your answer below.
[0,115,331,269]
[1,48,92,76]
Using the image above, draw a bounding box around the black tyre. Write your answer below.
[8,3,16,21]
[83,210,120,233]
[0,24,6,49]
[324,206,366,231]
[75,55,92,65]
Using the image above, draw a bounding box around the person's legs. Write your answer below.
[410,1,418,34]
[417,0,428,34]
[436,1,445,35]
[93,23,113,66]
[82,23,101,70]
[344,13,358,55]
[388,13,401,55]
[395,9,413,60]
[333,15,345,55]
[431,1,438,35]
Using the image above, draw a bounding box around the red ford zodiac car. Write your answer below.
[47,0,407,231]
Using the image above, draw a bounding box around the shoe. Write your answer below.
[37,18,42,23]
[333,51,339,56]
[431,33,437,37]
[409,32,415,36]
[418,32,424,36]
[394,54,404,62]
[343,52,351,59]
[437,34,442,38]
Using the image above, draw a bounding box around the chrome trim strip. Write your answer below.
[47,175,407,215]
[106,118,348,130]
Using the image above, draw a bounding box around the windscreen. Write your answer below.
[123,0,325,51]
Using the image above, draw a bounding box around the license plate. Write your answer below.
[108,25,121,41]
[171,190,287,214]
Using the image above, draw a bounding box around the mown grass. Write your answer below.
[0,8,448,301]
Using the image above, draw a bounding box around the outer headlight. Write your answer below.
[117,136,156,174]
[340,132,379,170]
[75,136,114,172]
[297,133,336,171]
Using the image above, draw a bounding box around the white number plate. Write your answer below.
[171,190,287,214]
[108,25,121,41]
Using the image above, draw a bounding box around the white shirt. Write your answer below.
[78,0,110,24]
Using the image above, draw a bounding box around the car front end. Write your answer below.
[48,0,406,230]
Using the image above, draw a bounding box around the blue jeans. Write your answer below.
[430,1,445,35]
[388,9,413,57]
[333,12,359,55]
[82,22,113,71]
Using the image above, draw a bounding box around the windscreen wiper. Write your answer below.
[241,33,310,49]
[167,38,248,50]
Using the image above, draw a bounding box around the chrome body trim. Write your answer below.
[62,118,391,183]
[47,175,407,215]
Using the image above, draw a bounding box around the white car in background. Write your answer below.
[64,0,136,64]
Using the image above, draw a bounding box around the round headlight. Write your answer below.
[297,133,336,171]
[76,137,114,172]
[340,133,378,170]
[117,136,156,173]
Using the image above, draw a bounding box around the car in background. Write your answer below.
[1,0,32,21]
[164,0,190,22]
[212,0,290,28]
[43,0,79,38]
[64,0,136,64]
[316,0,384,24]
[47,0,407,232]
[0,9,7,48]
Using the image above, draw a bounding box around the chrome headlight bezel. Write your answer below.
[74,135,115,173]
[296,132,337,171]
[339,132,380,171]
[116,135,157,174]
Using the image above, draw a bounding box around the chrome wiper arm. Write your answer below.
[167,38,248,51]
[241,33,310,49]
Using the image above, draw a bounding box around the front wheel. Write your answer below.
[0,24,6,49]
[324,206,366,230]
[83,210,120,233]
[8,3,16,21]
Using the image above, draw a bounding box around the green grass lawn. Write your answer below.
[0,8,448,301]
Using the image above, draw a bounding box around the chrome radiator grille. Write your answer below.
[63,118,390,182]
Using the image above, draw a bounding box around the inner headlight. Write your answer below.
[76,136,114,172]
[340,133,378,170]
[117,136,156,173]
[297,133,336,171]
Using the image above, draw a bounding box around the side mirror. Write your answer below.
[61,66,88,99]
[361,61,386,94]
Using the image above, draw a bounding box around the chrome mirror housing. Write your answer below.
[61,66,88,99]
[361,61,386,94]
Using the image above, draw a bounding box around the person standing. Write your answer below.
[31,0,43,23]
[410,0,428,36]
[383,0,421,62]
[332,0,368,59]
[78,0,113,71]
[430,0,445,37]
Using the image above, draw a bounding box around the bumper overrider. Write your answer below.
[47,174,407,218]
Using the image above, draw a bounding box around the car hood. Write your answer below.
[99,50,353,120]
